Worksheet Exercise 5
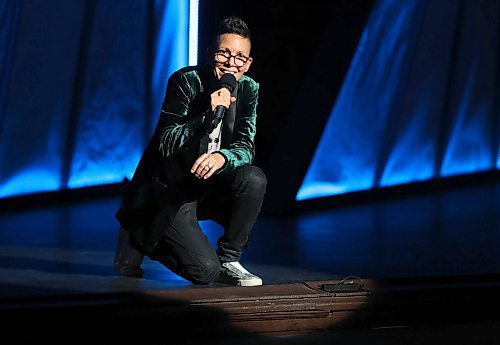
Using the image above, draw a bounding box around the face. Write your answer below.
[213,33,253,81]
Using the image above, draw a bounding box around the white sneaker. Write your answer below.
[216,261,263,286]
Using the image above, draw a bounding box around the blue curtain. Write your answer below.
[150,0,189,135]
[0,0,190,198]
[297,0,500,201]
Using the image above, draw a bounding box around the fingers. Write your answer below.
[195,158,214,179]
[191,153,224,179]
[211,88,232,111]
[201,161,216,179]
[191,153,214,179]
[191,153,208,174]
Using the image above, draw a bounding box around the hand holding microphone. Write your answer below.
[203,73,237,133]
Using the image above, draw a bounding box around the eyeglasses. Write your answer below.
[214,50,250,67]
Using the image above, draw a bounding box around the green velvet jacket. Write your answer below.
[115,65,260,255]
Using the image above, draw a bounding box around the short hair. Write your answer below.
[216,16,251,41]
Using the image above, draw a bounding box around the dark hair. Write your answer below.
[216,16,251,41]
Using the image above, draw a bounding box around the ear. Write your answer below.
[243,57,253,73]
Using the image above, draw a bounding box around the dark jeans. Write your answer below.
[150,165,266,285]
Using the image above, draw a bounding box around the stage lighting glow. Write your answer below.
[189,0,199,66]
[0,168,60,198]
[297,0,499,201]
[297,0,422,201]
[0,1,195,199]
[440,78,493,177]
[296,182,365,201]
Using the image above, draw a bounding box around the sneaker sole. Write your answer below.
[238,278,263,287]
[215,277,263,287]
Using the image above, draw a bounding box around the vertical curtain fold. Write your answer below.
[0,0,22,138]
[0,0,190,199]
[0,0,87,198]
[297,0,500,201]
[67,1,148,188]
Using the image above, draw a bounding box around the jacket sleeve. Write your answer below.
[158,71,205,158]
[216,80,259,174]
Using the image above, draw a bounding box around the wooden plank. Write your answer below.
[140,277,500,334]
[3,276,500,339]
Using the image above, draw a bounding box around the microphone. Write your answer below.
[213,73,237,122]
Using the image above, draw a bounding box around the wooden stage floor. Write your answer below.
[0,178,499,344]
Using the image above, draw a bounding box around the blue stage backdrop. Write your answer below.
[297,0,500,201]
[0,0,193,198]
[1,0,499,201]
